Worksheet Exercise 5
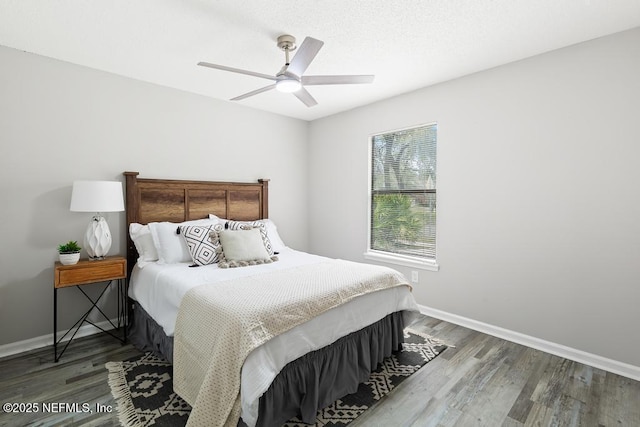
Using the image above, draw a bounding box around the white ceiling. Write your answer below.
[1,1,639,121]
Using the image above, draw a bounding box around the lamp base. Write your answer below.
[84,215,112,259]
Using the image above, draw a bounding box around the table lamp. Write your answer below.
[70,180,125,260]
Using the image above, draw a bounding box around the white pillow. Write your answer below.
[208,214,224,223]
[218,228,270,262]
[129,223,158,268]
[149,218,217,264]
[263,219,287,253]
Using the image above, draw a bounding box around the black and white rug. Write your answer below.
[106,329,446,427]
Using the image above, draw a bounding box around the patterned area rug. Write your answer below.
[105,329,445,427]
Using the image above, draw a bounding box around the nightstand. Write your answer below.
[53,256,127,362]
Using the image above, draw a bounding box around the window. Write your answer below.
[366,123,438,270]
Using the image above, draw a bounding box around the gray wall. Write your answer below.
[308,28,640,366]
[0,45,309,346]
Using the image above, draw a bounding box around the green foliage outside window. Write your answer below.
[371,194,423,252]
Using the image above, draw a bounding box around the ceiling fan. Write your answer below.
[197,35,374,107]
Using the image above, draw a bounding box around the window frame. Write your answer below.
[364,122,439,272]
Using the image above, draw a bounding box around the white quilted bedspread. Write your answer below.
[173,259,410,427]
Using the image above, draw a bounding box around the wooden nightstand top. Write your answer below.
[54,256,127,288]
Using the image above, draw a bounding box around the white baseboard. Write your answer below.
[0,319,118,359]
[418,304,640,381]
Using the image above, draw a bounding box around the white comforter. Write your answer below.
[129,248,420,426]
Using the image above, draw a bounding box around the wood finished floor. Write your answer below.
[0,315,638,427]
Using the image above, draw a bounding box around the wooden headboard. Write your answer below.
[123,171,269,273]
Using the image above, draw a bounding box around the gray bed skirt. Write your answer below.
[127,301,175,362]
[128,300,405,427]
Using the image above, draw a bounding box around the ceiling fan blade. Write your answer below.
[286,37,324,77]
[302,75,375,85]
[231,84,276,101]
[293,87,318,107]
[198,62,277,81]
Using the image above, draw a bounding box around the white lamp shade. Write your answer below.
[70,181,124,212]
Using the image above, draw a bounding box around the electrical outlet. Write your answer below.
[411,271,419,283]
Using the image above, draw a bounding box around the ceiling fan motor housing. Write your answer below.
[277,34,297,52]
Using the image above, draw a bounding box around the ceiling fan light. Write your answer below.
[276,79,302,93]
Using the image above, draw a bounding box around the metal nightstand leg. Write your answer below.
[53,279,127,363]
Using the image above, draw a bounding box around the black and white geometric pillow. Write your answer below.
[179,223,224,266]
[225,220,274,256]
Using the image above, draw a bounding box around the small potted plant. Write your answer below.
[58,240,82,265]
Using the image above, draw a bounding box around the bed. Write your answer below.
[123,171,420,427]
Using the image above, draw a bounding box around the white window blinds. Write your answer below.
[370,123,437,260]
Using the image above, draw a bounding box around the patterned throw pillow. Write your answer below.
[225,220,274,256]
[179,223,224,266]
